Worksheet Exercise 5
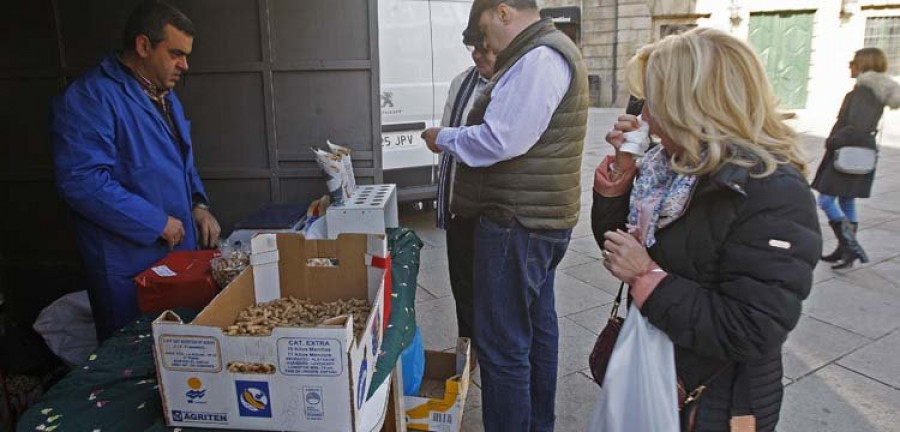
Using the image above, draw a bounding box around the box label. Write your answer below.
[171,410,228,424]
[235,380,273,418]
[303,386,325,421]
[152,265,177,277]
[277,338,343,376]
[160,335,221,372]
[431,411,453,427]
[185,376,208,404]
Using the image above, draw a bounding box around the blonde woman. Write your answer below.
[590,28,821,431]
[812,47,900,269]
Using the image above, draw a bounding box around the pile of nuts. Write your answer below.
[211,251,250,288]
[227,362,276,374]
[224,297,371,337]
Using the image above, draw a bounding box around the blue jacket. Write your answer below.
[52,54,207,333]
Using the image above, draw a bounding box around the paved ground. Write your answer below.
[399,108,900,431]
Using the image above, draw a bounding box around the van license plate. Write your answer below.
[382,131,424,150]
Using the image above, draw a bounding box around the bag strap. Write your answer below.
[683,361,732,406]
[609,281,626,319]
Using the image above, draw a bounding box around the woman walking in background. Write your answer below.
[813,47,900,269]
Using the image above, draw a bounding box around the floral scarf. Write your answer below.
[627,145,699,247]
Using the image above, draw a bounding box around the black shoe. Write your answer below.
[832,254,857,269]
[832,253,862,269]
[832,221,867,270]
[821,247,843,262]
[821,221,844,263]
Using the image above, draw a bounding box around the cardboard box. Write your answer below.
[153,233,390,431]
[404,338,471,432]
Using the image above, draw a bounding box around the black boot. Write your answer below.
[833,221,868,270]
[821,221,845,262]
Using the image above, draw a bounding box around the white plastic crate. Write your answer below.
[326,184,399,238]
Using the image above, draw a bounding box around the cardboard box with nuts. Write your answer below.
[152,233,390,432]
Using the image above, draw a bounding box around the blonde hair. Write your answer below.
[625,27,806,177]
[854,47,888,73]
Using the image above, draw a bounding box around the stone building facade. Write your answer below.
[539,0,900,116]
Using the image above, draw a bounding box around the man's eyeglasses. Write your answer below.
[466,42,487,53]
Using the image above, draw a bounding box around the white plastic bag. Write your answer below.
[33,291,98,368]
[587,303,679,432]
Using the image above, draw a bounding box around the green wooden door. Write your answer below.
[749,11,815,109]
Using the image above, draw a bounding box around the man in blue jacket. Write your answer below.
[52,0,220,341]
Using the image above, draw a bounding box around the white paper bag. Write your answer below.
[588,304,679,432]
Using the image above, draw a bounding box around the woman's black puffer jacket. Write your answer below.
[592,161,822,431]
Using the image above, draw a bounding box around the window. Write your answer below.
[864,16,900,76]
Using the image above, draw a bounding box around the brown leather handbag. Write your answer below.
[588,282,626,386]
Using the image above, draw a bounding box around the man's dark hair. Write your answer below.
[482,0,538,10]
[465,0,538,42]
[121,0,195,52]
[500,0,538,9]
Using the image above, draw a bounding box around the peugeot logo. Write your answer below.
[381,91,395,108]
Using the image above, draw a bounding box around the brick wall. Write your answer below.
[538,0,900,112]
[579,1,652,106]
[539,0,581,8]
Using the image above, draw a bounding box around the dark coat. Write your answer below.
[592,162,822,432]
[812,72,900,198]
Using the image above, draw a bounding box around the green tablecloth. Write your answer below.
[18,228,422,432]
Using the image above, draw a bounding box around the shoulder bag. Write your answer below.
[834,146,877,175]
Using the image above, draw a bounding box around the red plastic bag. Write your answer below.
[135,250,220,314]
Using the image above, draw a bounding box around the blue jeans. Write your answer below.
[818,193,857,223]
[473,216,571,431]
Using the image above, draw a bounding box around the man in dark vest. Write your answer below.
[422,0,588,429]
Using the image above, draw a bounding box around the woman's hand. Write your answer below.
[594,115,641,195]
[602,229,653,284]
[603,229,665,307]
[605,115,639,173]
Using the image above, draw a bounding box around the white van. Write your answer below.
[378,0,475,202]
